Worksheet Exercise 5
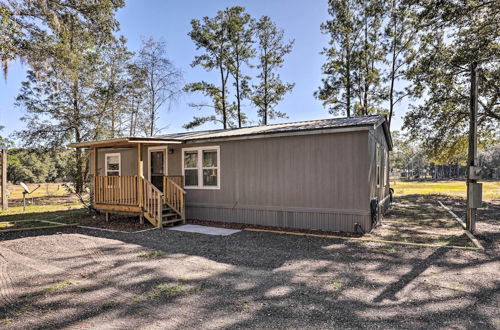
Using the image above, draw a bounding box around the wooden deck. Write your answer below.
[93,175,186,227]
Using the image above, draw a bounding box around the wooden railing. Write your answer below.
[163,176,186,220]
[140,177,163,227]
[93,175,163,227]
[94,176,139,206]
[165,175,184,188]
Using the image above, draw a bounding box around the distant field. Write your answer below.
[1,183,85,219]
[7,182,69,200]
[392,180,500,200]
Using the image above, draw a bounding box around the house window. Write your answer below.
[182,146,220,189]
[184,151,198,186]
[105,153,121,176]
[376,144,381,188]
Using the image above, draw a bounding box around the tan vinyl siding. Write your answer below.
[93,148,138,176]
[173,131,372,232]
[87,126,389,232]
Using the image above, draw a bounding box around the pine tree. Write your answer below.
[252,16,294,125]
[185,10,235,129]
[355,0,384,115]
[226,7,254,128]
[316,0,361,117]
[382,0,416,128]
[316,0,385,117]
[403,0,499,163]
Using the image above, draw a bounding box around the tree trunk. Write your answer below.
[219,61,227,129]
[236,65,241,128]
[263,46,269,125]
[346,46,351,117]
[363,0,369,115]
[388,0,397,128]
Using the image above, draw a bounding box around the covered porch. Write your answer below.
[70,137,186,227]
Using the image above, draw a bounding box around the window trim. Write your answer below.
[182,146,220,190]
[105,153,121,176]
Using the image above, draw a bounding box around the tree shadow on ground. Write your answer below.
[0,223,498,329]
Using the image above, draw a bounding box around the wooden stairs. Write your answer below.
[161,205,185,226]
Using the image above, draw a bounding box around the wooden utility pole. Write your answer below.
[1,149,7,210]
[466,62,480,233]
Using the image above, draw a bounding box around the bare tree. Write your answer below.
[135,38,182,136]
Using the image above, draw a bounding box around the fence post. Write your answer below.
[1,149,7,210]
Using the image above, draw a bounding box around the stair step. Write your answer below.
[162,212,178,218]
[162,218,183,225]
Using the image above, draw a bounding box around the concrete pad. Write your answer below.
[167,224,241,236]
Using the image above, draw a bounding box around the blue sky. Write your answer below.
[0,0,408,142]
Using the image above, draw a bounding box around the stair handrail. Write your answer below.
[163,176,186,221]
[140,176,163,227]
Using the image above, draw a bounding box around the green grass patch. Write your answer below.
[44,280,75,294]
[329,278,342,292]
[148,284,185,299]
[391,180,500,200]
[138,250,164,259]
[20,280,76,298]
[0,204,85,220]
[129,295,145,303]
[0,220,67,231]
[0,208,87,224]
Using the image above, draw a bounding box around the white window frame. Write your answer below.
[182,146,220,190]
[105,153,121,176]
[147,146,168,180]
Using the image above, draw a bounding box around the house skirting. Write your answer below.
[186,204,372,233]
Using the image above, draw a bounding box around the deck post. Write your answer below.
[137,143,143,178]
[91,147,98,207]
[137,143,144,224]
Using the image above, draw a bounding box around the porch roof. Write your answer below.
[68,137,183,148]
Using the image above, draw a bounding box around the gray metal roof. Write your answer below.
[154,114,386,141]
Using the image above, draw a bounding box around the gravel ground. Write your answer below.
[0,217,498,330]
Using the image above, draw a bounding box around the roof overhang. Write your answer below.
[375,117,393,151]
[182,125,374,144]
[67,116,393,150]
[68,137,182,148]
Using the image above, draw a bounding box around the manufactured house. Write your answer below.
[69,114,392,233]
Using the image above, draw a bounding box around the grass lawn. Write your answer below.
[0,208,87,223]
[0,219,77,231]
[0,183,87,227]
[391,180,500,200]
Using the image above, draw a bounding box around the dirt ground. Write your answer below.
[0,218,499,329]
[368,195,476,247]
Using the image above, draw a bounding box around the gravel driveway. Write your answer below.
[0,222,498,329]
